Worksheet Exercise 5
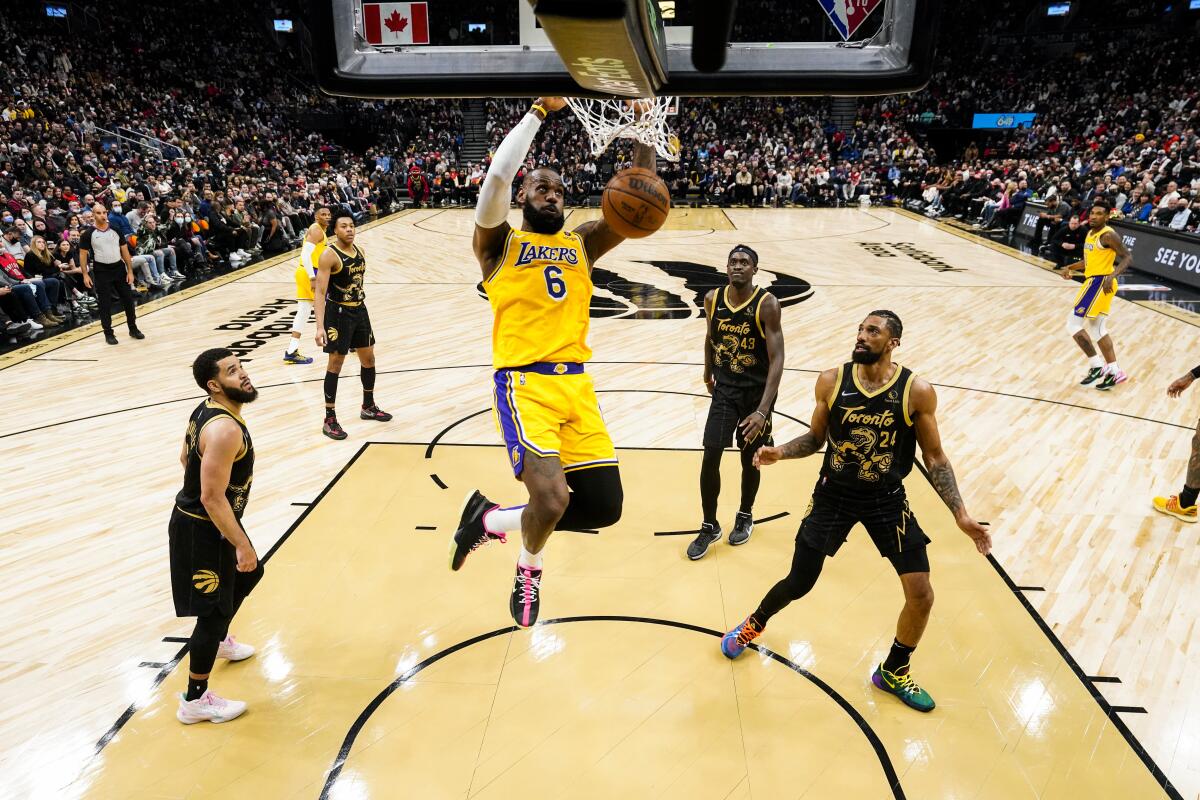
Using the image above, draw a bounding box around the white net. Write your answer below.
[564,96,680,162]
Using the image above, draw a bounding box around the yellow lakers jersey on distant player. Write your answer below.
[486,228,592,369]
[301,222,328,276]
[1083,225,1116,277]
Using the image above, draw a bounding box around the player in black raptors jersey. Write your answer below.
[170,348,264,724]
[314,210,392,440]
[688,245,784,559]
[720,311,991,712]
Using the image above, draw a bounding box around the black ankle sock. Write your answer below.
[883,638,916,674]
[747,611,767,630]
[1181,485,1199,508]
[324,408,337,423]
[186,677,208,701]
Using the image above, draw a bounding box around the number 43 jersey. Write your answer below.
[821,363,917,494]
[485,227,593,369]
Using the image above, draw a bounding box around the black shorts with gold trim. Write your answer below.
[795,478,931,573]
[703,381,774,450]
[323,301,374,355]
[168,506,263,617]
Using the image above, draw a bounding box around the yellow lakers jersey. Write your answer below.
[300,222,328,275]
[486,228,592,369]
[1083,225,1116,277]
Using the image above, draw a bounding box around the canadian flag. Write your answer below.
[363,2,429,46]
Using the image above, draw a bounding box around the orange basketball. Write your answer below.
[601,167,670,239]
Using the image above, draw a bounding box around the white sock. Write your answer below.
[1088,355,1103,369]
[484,505,525,533]
[286,336,300,355]
[518,545,543,570]
[1106,361,1119,373]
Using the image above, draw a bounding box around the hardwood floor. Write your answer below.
[0,207,1194,799]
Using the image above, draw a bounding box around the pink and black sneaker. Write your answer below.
[449,490,505,571]
[510,563,542,628]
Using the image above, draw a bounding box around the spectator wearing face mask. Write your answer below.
[107,202,135,238]
[2,225,27,261]
[135,215,184,283]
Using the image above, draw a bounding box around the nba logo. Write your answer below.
[815,0,883,41]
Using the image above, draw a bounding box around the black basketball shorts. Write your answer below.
[323,302,375,355]
[169,507,264,617]
[703,381,774,450]
[795,478,931,574]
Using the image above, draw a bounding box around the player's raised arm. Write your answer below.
[473,97,567,280]
[575,136,658,265]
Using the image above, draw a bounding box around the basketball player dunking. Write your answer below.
[1062,199,1132,390]
[688,244,784,559]
[283,204,330,365]
[171,348,264,724]
[314,210,392,439]
[720,312,991,712]
[450,96,660,627]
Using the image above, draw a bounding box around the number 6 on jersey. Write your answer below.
[544,265,567,299]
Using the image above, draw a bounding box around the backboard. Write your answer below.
[307,0,940,99]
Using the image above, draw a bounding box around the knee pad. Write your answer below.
[1086,315,1107,339]
[1066,312,1085,334]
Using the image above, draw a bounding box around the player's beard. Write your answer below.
[224,383,259,404]
[851,346,882,364]
[522,202,564,234]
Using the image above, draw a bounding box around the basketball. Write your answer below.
[601,167,670,239]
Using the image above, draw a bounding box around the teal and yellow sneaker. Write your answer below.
[871,664,935,712]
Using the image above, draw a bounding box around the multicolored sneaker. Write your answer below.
[729,512,754,546]
[360,404,393,421]
[1094,369,1128,391]
[449,490,505,571]
[1079,367,1104,386]
[176,690,247,725]
[1152,495,1199,523]
[216,635,255,661]
[283,350,313,365]
[871,664,936,712]
[510,563,543,627]
[322,417,348,440]
[720,615,763,659]
[686,522,722,560]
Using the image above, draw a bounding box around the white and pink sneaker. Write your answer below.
[216,635,255,661]
[177,690,247,724]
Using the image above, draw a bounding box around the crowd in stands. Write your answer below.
[3,0,1198,344]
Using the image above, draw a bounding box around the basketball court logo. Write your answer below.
[477,260,812,320]
[192,569,220,594]
[815,0,883,40]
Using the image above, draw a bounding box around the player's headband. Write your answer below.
[729,244,758,266]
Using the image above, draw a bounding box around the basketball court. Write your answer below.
[1,206,1196,798]
[3,0,1197,798]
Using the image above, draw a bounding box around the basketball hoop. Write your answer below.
[564,96,681,162]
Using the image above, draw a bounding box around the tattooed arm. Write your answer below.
[753,368,837,467]
[910,378,992,555]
